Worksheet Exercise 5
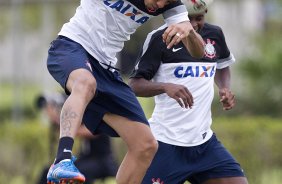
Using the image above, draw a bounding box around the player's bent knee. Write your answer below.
[136,138,158,160]
[72,77,96,99]
[129,125,158,159]
[144,138,158,155]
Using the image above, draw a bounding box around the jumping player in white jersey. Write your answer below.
[46,0,205,183]
[129,0,249,183]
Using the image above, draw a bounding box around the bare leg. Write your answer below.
[103,113,158,184]
[202,177,248,184]
[47,69,97,182]
[61,69,96,138]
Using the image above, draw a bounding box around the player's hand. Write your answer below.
[162,21,193,49]
[164,83,193,109]
[219,88,235,110]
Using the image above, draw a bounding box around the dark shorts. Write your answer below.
[47,36,148,137]
[142,134,245,184]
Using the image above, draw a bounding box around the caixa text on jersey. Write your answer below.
[104,0,150,24]
[174,65,216,78]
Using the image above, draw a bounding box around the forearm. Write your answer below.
[182,29,205,59]
[128,78,166,97]
[215,67,236,110]
[215,67,231,89]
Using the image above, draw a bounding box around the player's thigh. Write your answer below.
[202,176,248,184]
[103,113,156,150]
[47,36,94,94]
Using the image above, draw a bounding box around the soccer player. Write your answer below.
[46,0,205,183]
[129,0,249,183]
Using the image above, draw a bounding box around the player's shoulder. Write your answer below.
[201,23,225,40]
[146,24,167,41]
[203,23,223,34]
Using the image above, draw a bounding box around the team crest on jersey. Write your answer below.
[204,39,216,59]
[104,0,150,24]
[152,178,164,184]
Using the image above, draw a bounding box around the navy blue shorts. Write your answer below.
[142,134,245,184]
[47,36,148,137]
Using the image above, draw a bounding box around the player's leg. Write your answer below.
[47,69,96,184]
[76,59,158,184]
[60,69,96,138]
[202,177,248,184]
[103,113,158,184]
[46,35,98,183]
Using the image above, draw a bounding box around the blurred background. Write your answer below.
[0,0,282,183]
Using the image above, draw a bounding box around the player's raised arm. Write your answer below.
[162,21,205,58]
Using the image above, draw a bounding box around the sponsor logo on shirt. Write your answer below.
[172,47,183,52]
[174,65,216,78]
[104,0,150,24]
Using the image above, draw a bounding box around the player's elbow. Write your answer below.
[129,78,152,97]
[128,78,140,95]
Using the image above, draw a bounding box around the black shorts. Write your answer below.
[142,134,245,184]
[47,36,149,137]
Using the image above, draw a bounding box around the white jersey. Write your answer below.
[58,0,188,69]
[131,23,235,146]
[150,62,216,146]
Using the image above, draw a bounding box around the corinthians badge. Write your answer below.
[204,39,216,59]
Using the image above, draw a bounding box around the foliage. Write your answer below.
[0,83,42,122]
[0,120,49,184]
[238,26,282,117]
[1,116,282,184]
[212,116,282,184]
